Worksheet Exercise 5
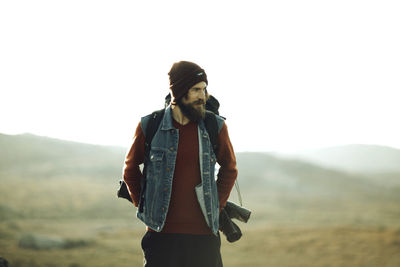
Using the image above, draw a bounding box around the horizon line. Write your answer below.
[2,131,400,154]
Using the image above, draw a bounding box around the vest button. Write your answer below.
[170,147,174,151]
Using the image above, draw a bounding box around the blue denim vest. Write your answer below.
[137,106,224,235]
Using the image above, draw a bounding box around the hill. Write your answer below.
[1,133,400,267]
[287,144,400,173]
[236,152,385,195]
[1,133,398,226]
[0,133,126,179]
[1,133,396,197]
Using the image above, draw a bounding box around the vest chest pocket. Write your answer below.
[147,150,164,179]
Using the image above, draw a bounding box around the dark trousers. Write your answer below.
[141,231,223,267]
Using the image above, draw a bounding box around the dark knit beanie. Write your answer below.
[168,61,208,102]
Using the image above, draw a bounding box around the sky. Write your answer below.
[1,0,399,153]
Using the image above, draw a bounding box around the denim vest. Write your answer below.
[137,106,224,235]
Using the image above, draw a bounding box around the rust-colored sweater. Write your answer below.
[123,118,238,235]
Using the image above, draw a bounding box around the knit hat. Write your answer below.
[168,61,208,102]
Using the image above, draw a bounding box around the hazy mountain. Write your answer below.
[1,133,399,226]
[0,133,126,179]
[1,133,397,199]
[235,152,397,199]
[285,144,400,173]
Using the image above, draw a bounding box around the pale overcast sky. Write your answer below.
[1,0,399,152]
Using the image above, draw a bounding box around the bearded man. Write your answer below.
[123,61,238,267]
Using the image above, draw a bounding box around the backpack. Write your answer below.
[117,94,250,242]
[118,94,223,204]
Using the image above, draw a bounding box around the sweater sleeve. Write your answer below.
[216,122,238,210]
[122,122,145,207]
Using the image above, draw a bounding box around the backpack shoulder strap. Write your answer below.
[204,112,243,206]
[117,109,164,205]
[143,109,165,159]
[204,111,225,156]
[143,108,225,158]
[204,111,218,155]
[137,109,165,212]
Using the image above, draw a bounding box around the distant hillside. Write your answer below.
[1,133,399,226]
[235,152,396,199]
[286,144,400,173]
[0,133,126,179]
[1,133,397,196]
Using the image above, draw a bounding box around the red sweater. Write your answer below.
[123,119,238,235]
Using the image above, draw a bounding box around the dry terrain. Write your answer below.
[1,134,399,266]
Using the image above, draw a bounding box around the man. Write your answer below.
[123,61,238,267]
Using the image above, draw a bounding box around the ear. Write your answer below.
[183,90,190,101]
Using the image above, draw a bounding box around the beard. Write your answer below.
[177,99,206,122]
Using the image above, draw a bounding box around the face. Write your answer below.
[178,81,207,122]
[182,81,207,105]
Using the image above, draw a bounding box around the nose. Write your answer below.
[199,89,206,99]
